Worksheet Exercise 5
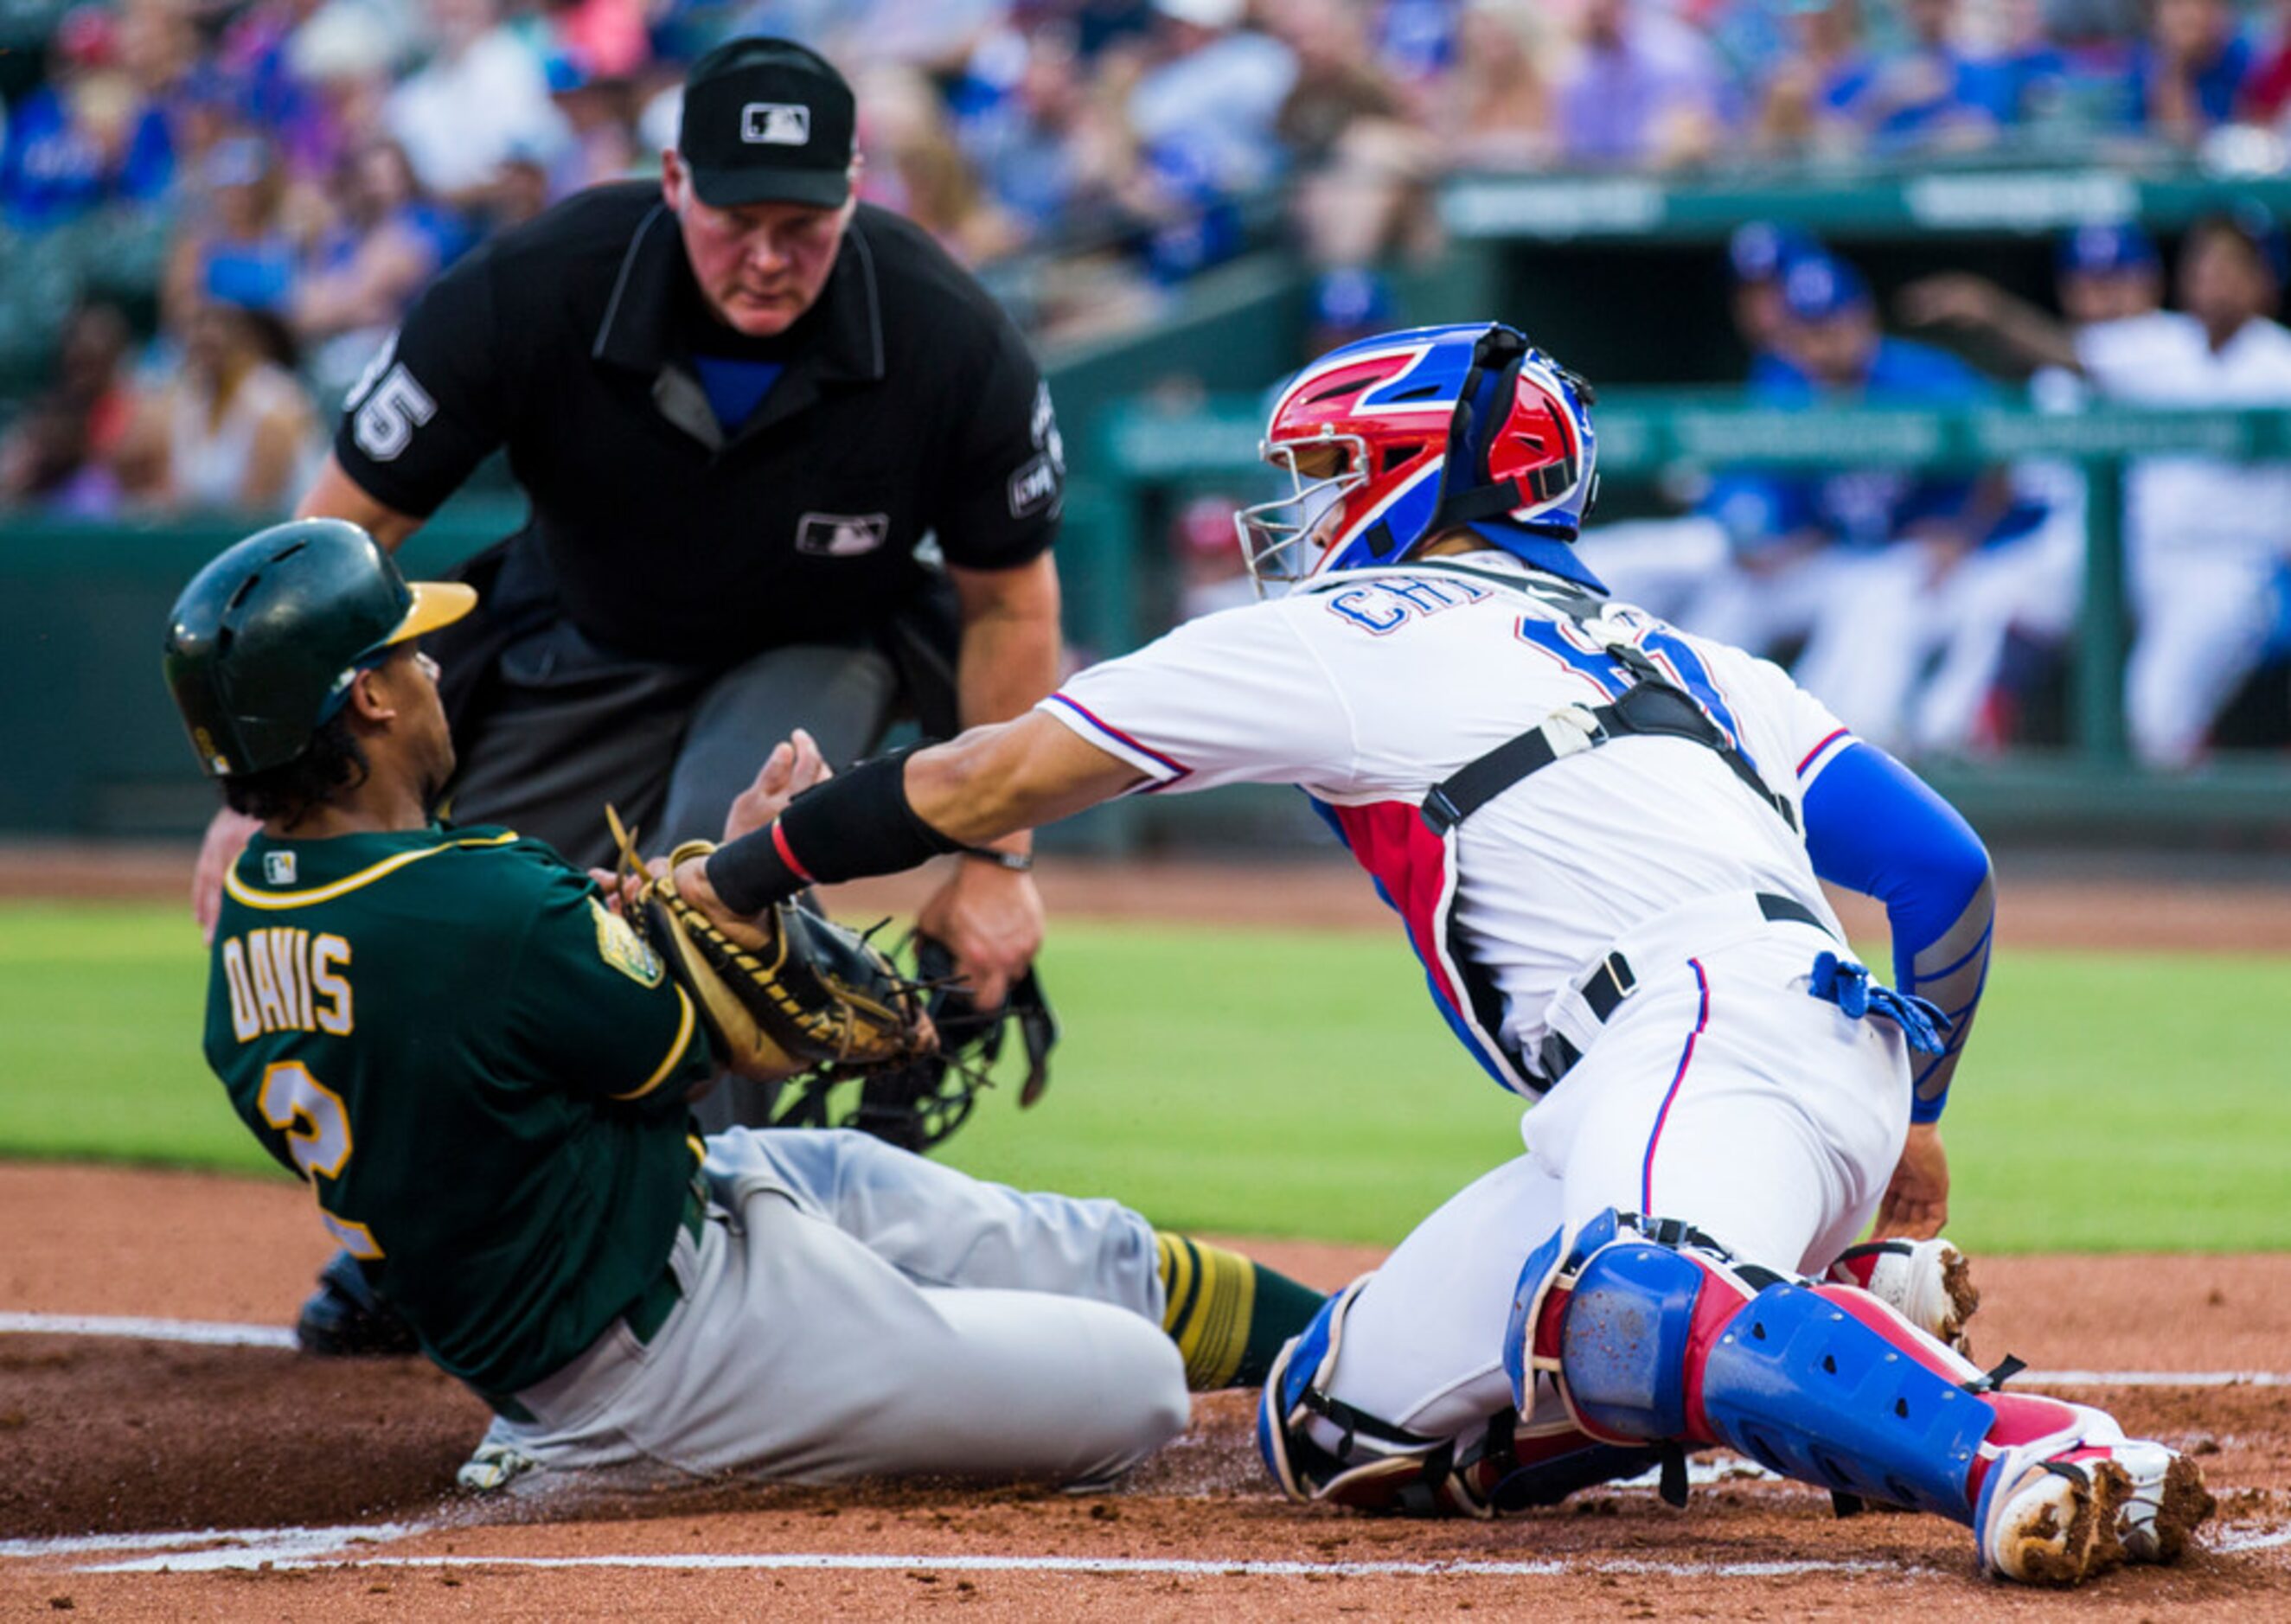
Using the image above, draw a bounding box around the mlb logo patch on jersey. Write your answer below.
[591,898,663,987]
[796,511,889,557]
[740,102,811,146]
[1008,454,1060,519]
[263,851,297,886]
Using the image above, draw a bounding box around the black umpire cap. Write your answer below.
[678,37,857,210]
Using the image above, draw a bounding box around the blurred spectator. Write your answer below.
[1974,0,2080,132]
[1855,0,2008,152]
[543,54,643,198]
[2128,0,2251,139]
[1556,0,1725,169]
[1,4,175,232]
[860,62,1022,265]
[292,137,467,401]
[1750,0,1878,160]
[1128,0,1298,200]
[0,301,135,515]
[117,290,323,513]
[1685,251,2037,753]
[1440,0,1555,169]
[957,23,1144,243]
[1270,0,1401,165]
[546,0,651,81]
[165,135,301,330]
[272,3,404,187]
[1275,0,1436,278]
[2239,0,2291,123]
[387,0,570,207]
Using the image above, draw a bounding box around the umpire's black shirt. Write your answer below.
[333,182,1064,668]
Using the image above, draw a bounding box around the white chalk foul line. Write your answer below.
[2,1314,2285,1391]
[84,1550,1907,1579]
[0,1522,425,1563]
[2020,1370,2289,1388]
[0,1311,295,1349]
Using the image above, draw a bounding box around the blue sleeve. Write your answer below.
[1800,741,1993,1122]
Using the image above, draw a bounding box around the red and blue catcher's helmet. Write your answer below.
[1235,323,1602,594]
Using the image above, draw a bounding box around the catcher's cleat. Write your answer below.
[1976,1405,2215,1586]
[1827,1237,1980,1353]
[294,1251,419,1359]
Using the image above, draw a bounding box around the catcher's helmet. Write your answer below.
[163,518,475,777]
[1235,322,1601,595]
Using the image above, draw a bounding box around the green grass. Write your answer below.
[4,902,2286,1252]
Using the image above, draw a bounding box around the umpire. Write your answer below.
[192,35,1059,1058]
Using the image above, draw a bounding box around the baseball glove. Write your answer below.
[605,808,931,1083]
[768,932,1059,1153]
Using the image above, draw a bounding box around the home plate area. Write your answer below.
[2,1164,2288,1620]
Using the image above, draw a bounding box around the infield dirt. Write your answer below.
[2,1162,2287,1621]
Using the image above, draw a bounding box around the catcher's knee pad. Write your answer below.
[1255,1279,1487,1518]
[1513,1208,2001,1524]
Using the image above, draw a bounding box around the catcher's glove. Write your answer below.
[605,809,931,1083]
[770,932,1059,1153]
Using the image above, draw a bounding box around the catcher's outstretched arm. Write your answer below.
[702,713,1140,917]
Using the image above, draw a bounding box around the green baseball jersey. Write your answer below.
[203,822,714,1397]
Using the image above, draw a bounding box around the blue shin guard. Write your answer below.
[1521,1212,1996,1526]
[1258,1275,1655,1518]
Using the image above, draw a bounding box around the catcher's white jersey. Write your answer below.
[1040,553,1856,1090]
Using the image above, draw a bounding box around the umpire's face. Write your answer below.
[664,148,857,338]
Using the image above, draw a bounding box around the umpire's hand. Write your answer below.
[916,860,1043,1012]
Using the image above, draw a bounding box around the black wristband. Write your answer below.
[706,746,963,915]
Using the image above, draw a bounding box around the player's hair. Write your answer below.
[219,711,370,828]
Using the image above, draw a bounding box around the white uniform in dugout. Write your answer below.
[2074,309,2291,767]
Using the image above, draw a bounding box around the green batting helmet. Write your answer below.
[163,519,476,777]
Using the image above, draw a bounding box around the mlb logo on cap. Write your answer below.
[741,102,810,145]
[679,36,855,208]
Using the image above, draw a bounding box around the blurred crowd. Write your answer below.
[16,0,2291,521]
[4,0,2290,762]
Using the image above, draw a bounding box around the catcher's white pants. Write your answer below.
[488,1128,1187,1484]
[1309,918,1910,1448]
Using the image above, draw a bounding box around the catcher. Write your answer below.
[163,519,1321,1491]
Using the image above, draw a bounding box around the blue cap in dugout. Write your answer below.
[1779,252,1872,321]
[1728,220,1821,285]
[2056,220,2159,278]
